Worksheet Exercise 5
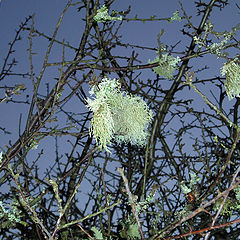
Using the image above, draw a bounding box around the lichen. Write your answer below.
[149,53,180,79]
[86,77,153,151]
[221,59,240,100]
[94,5,122,23]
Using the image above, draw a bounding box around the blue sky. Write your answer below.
[0,3,240,238]
[0,1,184,149]
[0,0,239,175]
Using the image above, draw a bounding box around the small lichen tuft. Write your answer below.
[168,10,181,23]
[94,5,122,23]
[149,53,180,79]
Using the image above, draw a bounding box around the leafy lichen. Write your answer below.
[149,53,180,79]
[213,197,238,216]
[168,10,181,23]
[234,185,240,202]
[126,223,141,239]
[91,227,104,240]
[94,5,122,23]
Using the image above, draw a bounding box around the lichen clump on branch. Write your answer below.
[221,58,240,100]
[94,4,122,23]
[149,53,180,79]
[86,77,153,151]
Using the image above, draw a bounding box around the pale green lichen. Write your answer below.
[193,22,239,57]
[0,200,22,225]
[91,227,104,240]
[213,197,238,216]
[180,183,192,194]
[29,139,38,150]
[189,172,201,187]
[149,53,181,79]
[134,190,156,214]
[221,59,240,100]
[168,10,181,23]
[180,172,200,194]
[212,185,240,216]
[86,77,153,151]
[94,5,122,23]
[126,223,141,239]
[234,185,240,202]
